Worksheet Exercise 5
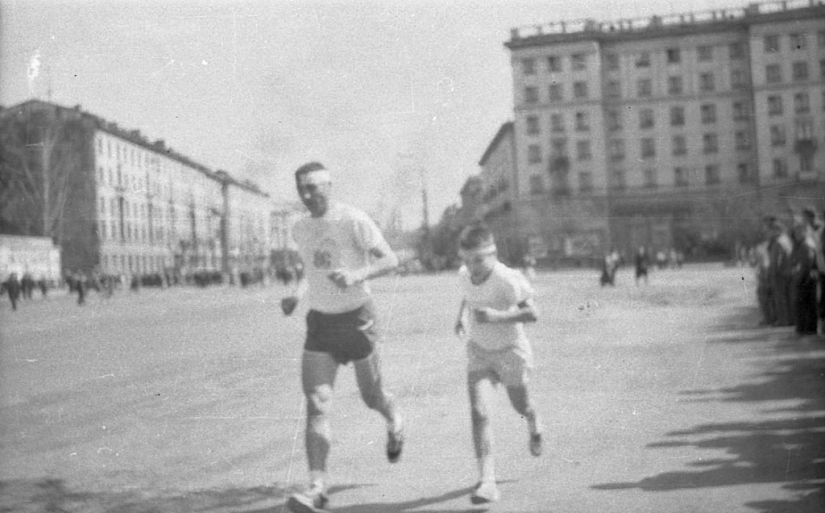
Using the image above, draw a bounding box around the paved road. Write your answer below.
[0,265,823,512]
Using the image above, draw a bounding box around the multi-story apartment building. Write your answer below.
[499,0,825,262]
[0,99,272,278]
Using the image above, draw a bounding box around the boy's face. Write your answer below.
[461,247,497,281]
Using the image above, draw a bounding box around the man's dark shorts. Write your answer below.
[305,301,380,364]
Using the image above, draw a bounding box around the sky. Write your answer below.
[1,0,742,229]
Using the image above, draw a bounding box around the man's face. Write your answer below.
[296,172,332,217]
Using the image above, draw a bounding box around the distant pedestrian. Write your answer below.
[634,246,650,285]
[21,272,35,300]
[454,224,544,505]
[790,217,818,336]
[76,273,87,305]
[3,273,21,311]
[37,277,48,298]
[768,219,793,326]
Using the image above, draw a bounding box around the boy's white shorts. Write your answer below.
[467,341,533,387]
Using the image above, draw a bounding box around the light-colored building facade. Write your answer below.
[501,0,825,262]
[0,99,272,278]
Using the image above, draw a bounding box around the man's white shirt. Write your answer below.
[293,202,392,314]
[459,261,534,352]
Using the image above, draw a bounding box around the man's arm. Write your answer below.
[328,245,399,289]
[281,271,309,316]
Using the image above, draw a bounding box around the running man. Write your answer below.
[454,223,544,504]
[281,162,404,513]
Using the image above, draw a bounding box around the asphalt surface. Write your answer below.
[0,265,823,512]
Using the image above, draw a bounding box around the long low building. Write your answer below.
[0,99,287,279]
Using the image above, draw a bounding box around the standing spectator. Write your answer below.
[789,219,818,336]
[768,219,794,327]
[37,276,48,299]
[76,272,87,306]
[634,246,650,285]
[280,162,404,513]
[754,234,775,326]
[3,273,22,311]
[21,272,35,300]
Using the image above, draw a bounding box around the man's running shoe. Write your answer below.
[470,480,500,504]
[529,432,543,457]
[387,425,404,463]
[287,485,330,513]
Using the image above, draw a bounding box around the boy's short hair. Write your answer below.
[294,161,327,181]
[459,223,495,251]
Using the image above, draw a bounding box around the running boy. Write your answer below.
[454,224,544,504]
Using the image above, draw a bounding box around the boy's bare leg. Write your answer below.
[506,385,544,456]
[301,350,339,488]
[468,371,496,482]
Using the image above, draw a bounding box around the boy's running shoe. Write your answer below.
[387,425,404,463]
[529,432,543,457]
[287,485,330,513]
[470,480,500,504]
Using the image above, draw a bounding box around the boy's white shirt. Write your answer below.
[459,261,534,352]
[293,201,393,314]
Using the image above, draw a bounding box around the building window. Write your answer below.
[606,108,622,131]
[528,145,542,163]
[773,158,788,178]
[547,55,561,72]
[573,81,588,99]
[576,140,592,161]
[522,58,536,75]
[668,76,683,95]
[731,69,747,90]
[733,101,749,121]
[792,62,809,81]
[800,153,814,172]
[551,113,565,132]
[670,106,685,126]
[637,79,652,97]
[549,84,563,102]
[737,163,751,184]
[729,43,745,60]
[609,139,625,161]
[605,53,619,70]
[636,52,651,68]
[551,138,568,156]
[666,48,681,64]
[770,125,786,146]
[735,131,750,150]
[605,80,621,98]
[575,112,589,131]
[674,167,689,187]
[766,64,782,84]
[700,104,717,124]
[794,92,810,113]
[703,133,719,153]
[698,45,713,62]
[526,115,540,135]
[529,174,545,194]
[699,73,715,92]
[790,33,807,51]
[610,169,627,191]
[672,135,687,156]
[767,95,783,116]
[578,171,593,192]
[796,119,814,140]
[571,53,586,70]
[641,138,656,159]
[525,86,539,104]
[764,35,780,53]
[639,108,655,129]
[705,164,720,185]
[643,168,657,188]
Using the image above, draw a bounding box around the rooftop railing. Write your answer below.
[510,0,822,40]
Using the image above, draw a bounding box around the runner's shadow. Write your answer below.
[331,484,487,513]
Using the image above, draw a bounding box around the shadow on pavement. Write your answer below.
[591,306,825,512]
[0,479,486,513]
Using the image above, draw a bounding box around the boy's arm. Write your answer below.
[474,298,538,324]
[454,299,467,336]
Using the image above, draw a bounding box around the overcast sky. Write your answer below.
[1,0,741,228]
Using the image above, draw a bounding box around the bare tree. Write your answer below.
[0,106,79,243]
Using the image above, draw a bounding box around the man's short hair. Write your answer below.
[294,161,327,181]
[459,223,495,251]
